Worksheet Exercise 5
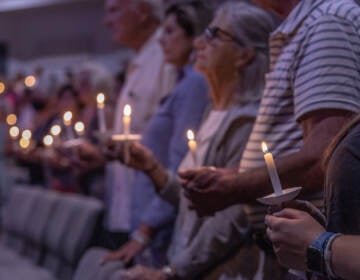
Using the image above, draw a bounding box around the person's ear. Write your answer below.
[235,47,255,70]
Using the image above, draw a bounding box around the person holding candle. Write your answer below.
[179,0,360,278]
[101,2,276,279]
[264,114,360,278]
[98,0,212,267]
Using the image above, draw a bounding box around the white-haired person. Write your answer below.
[77,0,177,249]
[110,2,277,279]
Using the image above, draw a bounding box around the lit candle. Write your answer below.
[96,93,106,132]
[187,130,197,167]
[122,104,132,136]
[74,121,85,137]
[122,104,132,164]
[261,141,282,196]
[63,111,75,139]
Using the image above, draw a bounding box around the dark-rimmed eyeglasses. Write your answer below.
[204,26,243,46]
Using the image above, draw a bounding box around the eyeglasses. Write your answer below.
[204,26,243,46]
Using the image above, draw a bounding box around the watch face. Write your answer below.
[306,245,322,273]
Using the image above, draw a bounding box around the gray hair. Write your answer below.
[216,2,278,104]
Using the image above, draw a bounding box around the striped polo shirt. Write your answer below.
[239,0,360,230]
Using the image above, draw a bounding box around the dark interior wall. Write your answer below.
[0,0,117,61]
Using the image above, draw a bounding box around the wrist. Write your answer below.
[306,231,336,276]
[131,229,150,246]
[324,233,342,279]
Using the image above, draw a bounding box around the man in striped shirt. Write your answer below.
[180,0,360,248]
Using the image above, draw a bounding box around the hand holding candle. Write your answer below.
[96,93,107,132]
[187,129,198,167]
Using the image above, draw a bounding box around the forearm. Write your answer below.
[332,235,360,280]
[234,150,322,203]
[145,161,169,192]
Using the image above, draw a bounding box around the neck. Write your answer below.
[208,72,240,110]
[131,22,158,52]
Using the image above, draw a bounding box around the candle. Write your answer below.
[63,111,75,139]
[42,134,54,188]
[261,141,282,196]
[122,104,132,164]
[122,104,132,136]
[74,121,85,137]
[187,129,197,167]
[19,138,31,150]
[96,93,107,132]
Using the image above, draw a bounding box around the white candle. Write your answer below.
[261,141,282,196]
[96,93,106,132]
[63,111,75,140]
[122,104,132,164]
[187,130,197,167]
[122,104,132,136]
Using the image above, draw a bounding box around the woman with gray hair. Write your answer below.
[113,2,277,279]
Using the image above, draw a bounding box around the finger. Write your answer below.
[272,208,305,219]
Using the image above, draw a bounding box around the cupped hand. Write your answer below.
[179,167,241,216]
[265,208,325,270]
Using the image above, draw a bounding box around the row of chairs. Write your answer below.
[0,186,103,280]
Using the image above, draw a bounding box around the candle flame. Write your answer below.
[24,75,36,88]
[19,138,30,149]
[50,125,61,136]
[63,111,73,124]
[43,135,54,147]
[22,129,32,140]
[261,141,269,154]
[187,130,195,141]
[123,104,131,117]
[6,114,17,126]
[9,126,20,138]
[96,93,105,106]
[74,121,85,135]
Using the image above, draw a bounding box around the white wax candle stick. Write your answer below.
[96,93,106,132]
[262,142,282,196]
[187,130,198,167]
[122,105,132,164]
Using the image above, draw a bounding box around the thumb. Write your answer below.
[273,208,305,219]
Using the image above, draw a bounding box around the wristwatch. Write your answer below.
[306,231,334,275]
[162,265,176,280]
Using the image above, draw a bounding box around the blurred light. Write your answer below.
[43,134,54,147]
[24,75,36,88]
[6,114,17,126]
[19,138,30,149]
[63,111,73,125]
[22,129,32,140]
[50,125,61,136]
[74,121,85,135]
[9,126,20,139]
[0,82,5,94]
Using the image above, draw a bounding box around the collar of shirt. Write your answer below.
[271,0,325,38]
